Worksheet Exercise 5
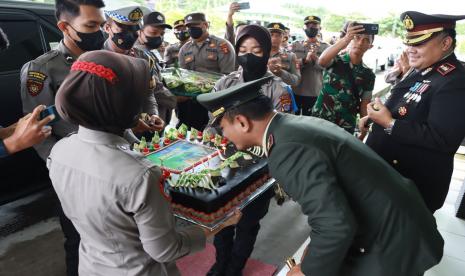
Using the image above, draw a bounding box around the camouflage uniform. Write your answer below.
[312,53,375,133]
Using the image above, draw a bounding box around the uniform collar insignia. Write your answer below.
[266,134,274,154]
[421,67,433,76]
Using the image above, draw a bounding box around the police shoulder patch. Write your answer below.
[437,63,456,76]
[219,42,230,54]
[26,71,47,97]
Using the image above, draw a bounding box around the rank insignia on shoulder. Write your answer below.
[437,62,456,76]
[219,42,229,54]
[26,71,47,96]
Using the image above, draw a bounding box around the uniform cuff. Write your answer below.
[179,226,206,253]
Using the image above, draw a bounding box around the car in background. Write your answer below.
[0,0,62,205]
[363,44,389,72]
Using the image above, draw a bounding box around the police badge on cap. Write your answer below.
[401,11,465,45]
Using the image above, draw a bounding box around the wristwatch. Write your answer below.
[384,119,396,135]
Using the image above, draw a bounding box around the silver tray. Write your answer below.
[173,178,276,231]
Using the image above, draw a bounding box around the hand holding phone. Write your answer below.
[358,23,379,35]
[39,105,60,125]
[238,2,250,10]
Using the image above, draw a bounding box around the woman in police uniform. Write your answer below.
[48,50,240,276]
[361,11,465,212]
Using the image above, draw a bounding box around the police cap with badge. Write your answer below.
[104,6,144,31]
[184,13,207,26]
[401,11,465,46]
[267,22,286,33]
[143,11,172,29]
[197,76,273,125]
[173,19,186,29]
[304,15,321,25]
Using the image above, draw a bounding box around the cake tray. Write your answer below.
[173,178,276,231]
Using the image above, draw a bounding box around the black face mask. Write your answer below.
[112,30,138,50]
[68,25,105,51]
[175,31,190,41]
[305,27,319,38]
[144,34,163,50]
[237,53,268,82]
[188,26,203,39]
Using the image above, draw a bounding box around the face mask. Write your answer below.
[68,25,105,51]
[237,53,268,81]
[175,31,190,41]
[112,30,138,50]
[188,26,203,39]
[305,27,319,38]
[144,34,163,50]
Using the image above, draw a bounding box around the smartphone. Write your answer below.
[358,23,379,35]
[238,2,250,10]
[39,105,60,125]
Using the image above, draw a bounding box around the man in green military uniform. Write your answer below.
[134,11,177,127]
[103,6,165,132]
[164,19,190,67]
[267,22,301,87]
[197,78,443,276]
[290,16,329,115]
[312,22,375,135]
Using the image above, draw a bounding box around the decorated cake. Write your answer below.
[134,125,270,223]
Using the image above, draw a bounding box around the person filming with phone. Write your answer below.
[312,22,376,138]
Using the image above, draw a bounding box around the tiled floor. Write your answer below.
[277,153,465,276]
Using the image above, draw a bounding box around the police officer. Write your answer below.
[134,11,177,127]
[177,12,236,130]
[267,22,301,87]
[290,16,329,115]
[103,6,165,132]
[362,11,465,213]
[49,50,242,276]
[164,19,190,67]
[19,1,106,274]
[197,78,443,276]
[208,26,291,276]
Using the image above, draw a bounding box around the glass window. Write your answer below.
[0,20,44,72]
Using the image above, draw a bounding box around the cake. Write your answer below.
[142,130,270,223]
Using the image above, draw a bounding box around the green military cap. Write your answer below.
[104,6,144,26]
[400,11,465,46]
[173,19,186,28]
[184,13,207,26]
[267,22,286,33]
[197,76,273,125]
[304,15,321,24]
[143,11,172,29]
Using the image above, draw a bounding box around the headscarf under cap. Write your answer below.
[55,50,150,135]
[235,25,271,60]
